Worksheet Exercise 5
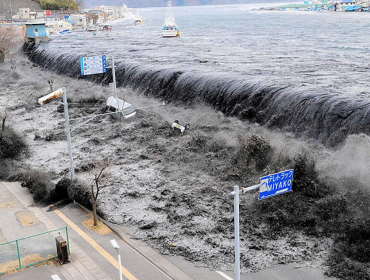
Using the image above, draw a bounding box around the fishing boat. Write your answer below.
[133,13,145,25]
[100,24,112,31]
[86,25,97,32]
[162,1,180,38]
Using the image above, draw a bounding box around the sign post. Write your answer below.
[80,55,107,76]
[62,88,74,181]
[230,169,294,280]
[80,54,117,98]
[233,185,240,280]
[111,56,117,98]
[259,169,294,200]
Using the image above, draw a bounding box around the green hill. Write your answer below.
[37,0,77,10]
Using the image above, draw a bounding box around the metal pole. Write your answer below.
[112,56,117,98]
[234,185,240,280]
[9,0,13,20]
[65,227,70,254]
[16,240,21,269]
[62,88,74,181]
[117,248,123,280]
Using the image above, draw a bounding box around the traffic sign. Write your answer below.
[258,169,294,200]
[80,55,107,76]
[45,10,51,16]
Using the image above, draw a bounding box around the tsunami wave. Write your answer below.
[24,42,370,147]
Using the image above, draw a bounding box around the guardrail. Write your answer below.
[0,226,69,275]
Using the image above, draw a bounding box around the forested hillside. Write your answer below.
[34,0,78,10]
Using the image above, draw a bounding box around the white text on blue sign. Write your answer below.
[258,169,294,200]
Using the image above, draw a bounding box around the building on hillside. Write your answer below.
[36,11,44,19]
[88,10,105,16]
[0,15,11,23]
[93,5,115,13]
[13,8,44,21]
[25,22,48,44]
[29,11,37,20]
[19,8,30,19]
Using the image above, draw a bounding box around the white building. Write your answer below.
[68,14,87,28]
[45,20,73,34]
[19,8,30,19]
[93,5,115,13]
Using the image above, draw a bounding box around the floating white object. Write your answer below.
[38,88,64,105]
[172,120,190,136]
[106,96,136,119]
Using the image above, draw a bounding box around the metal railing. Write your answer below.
[0,226,69,275]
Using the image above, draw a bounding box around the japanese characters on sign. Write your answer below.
[258,169,294,200]
[80,55,107,76]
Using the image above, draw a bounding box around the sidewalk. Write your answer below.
[0,182,113,280]
[0,182,226,280]
[0,182,336,280]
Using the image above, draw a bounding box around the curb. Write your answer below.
[74,202,194,280]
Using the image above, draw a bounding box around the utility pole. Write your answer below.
[62,88,74,181]
[9,0,13,21]
[233,185,240,280]
[111,56,117,98]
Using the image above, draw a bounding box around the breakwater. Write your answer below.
[24,41,370,147]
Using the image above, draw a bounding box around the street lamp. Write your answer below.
[110,239,123,280]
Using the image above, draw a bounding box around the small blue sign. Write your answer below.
[65,15,69,19]
[80,55,107,76]
[259,169,294,200]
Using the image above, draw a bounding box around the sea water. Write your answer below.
[30,4,370,146]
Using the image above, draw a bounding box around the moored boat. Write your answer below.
[162,1,180,37]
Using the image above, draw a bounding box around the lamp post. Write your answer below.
[110,239,123,280]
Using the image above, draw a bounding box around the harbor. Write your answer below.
[265,0,370,11]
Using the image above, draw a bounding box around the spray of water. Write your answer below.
[25,42,370,148]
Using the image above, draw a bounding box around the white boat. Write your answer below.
[162,1,180,37]
[133,17,144,25]
[100,24,112,31]
[86,25,97,32]
[133,12,145,25]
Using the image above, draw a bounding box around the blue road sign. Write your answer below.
[80,55,107,76]
[258,169,294,200]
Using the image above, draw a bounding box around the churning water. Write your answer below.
[27,4,370,146]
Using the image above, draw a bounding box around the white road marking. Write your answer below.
[216,271,234,280]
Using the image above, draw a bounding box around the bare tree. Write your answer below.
[48,79,54,92]
[89,158,111,226]
[0,108,8,131]
[0,25,22,63]
[75,0,86,10]
[10,60,16,78]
